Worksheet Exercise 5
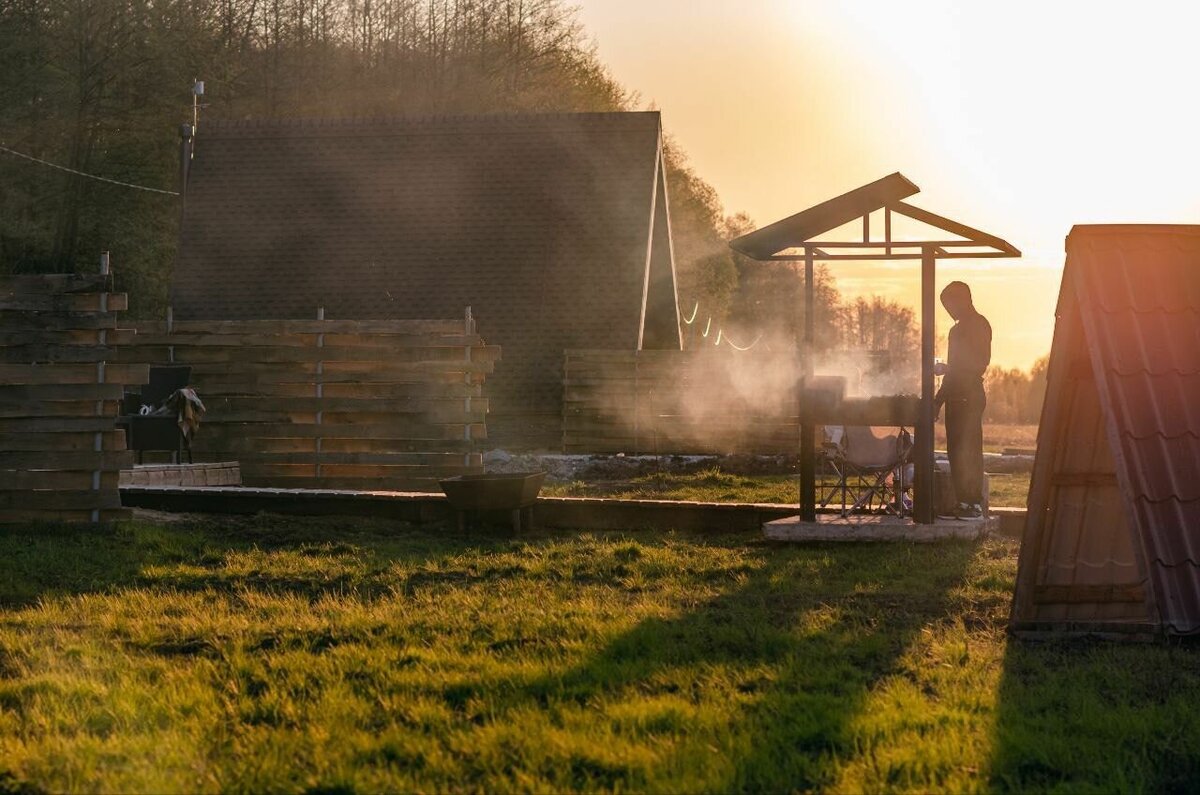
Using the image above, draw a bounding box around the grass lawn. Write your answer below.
[544,469,1032,509]
[545,424,1037,508]
[2,517,1198,793]
[940,424,1040,454]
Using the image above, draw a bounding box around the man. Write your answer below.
[935,281,990,519]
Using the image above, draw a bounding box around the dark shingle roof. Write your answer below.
[171,112,679,446]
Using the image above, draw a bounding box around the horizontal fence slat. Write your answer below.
[0,292,128,312]
[0,273,112,293]
[200,396,488,414]
[0,489,124,510]
[0,363,148,385]
[0,430,127,451]
[110,344,499,365]
[0,470,121,490]
[192,421,483,441]
[0,344,120,363]
[0,383,126,401]
[0,400,119,419]
[0,417,121,433]
[139,319,468,334]
[0,450,134,469]
[0,329,135,346]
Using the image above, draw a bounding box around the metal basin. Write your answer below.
[439,471,546,511]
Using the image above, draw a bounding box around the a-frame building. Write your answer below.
[1012,225,1200,638]
[171,112,682,448]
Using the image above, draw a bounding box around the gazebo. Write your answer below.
[730,173,1020,525]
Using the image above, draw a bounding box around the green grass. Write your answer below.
[1,516,1197,793]
[544,468,1033,508]
[543,469,803,504]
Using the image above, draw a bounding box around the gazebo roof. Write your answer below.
[729,172,1020,261]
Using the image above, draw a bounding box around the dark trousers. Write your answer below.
[945,388,986,505]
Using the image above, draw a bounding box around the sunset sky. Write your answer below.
[578,0,1200,369]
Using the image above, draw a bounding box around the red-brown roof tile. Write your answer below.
[1015,224,1200,636]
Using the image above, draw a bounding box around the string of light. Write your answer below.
[0,143,181,196]
[681,301,763,351]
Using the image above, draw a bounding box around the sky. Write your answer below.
[577,0,1200,369]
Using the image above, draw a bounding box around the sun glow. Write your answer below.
[580,0,1200,369]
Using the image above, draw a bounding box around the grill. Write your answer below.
[800,376,920,426]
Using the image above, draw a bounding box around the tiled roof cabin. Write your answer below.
[171,111,682,448]
[1012,225,1200,638]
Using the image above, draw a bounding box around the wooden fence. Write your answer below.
[0,271,144,524]
[563,349,802,454]
[117,313,499,491]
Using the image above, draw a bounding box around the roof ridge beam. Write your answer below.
[889,201,1020,256]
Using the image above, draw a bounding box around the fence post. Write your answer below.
[316,307,325,480]
[166,305,175,363]
[92,252,112,522]
[633,351,641,454]
[463,306,473,467]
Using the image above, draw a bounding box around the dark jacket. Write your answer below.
[937,310,991,403]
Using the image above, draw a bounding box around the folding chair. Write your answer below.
[819,425,913,516]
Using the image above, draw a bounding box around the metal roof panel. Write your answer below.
[1067,224,1200,633]
[728,172,919,258]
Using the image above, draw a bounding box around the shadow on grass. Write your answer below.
[511,539,979,791]
[988,637,1200,791]
[0,514,506,607]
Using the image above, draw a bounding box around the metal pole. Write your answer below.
[800,247,816,521]
[915,245,936,524]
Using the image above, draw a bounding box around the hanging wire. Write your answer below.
[684,300,763,351]
[0,143,180,196]
[719,332,763,351]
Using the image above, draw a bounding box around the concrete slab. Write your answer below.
[121,484,1020,536]
[762,512,997,542]
[120,486,799,532]
[119,462,241,487]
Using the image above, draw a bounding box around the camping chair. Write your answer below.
[819,425,913,516]
[119,365,193,464]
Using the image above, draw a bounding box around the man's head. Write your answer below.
[940,281,974,320]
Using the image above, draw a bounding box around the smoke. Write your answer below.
[571,313,921,454]
[813,348,919,398]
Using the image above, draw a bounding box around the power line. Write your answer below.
[0,143,180,196]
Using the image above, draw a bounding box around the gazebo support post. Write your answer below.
[915,244,937,524]
[800,246,817,521]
